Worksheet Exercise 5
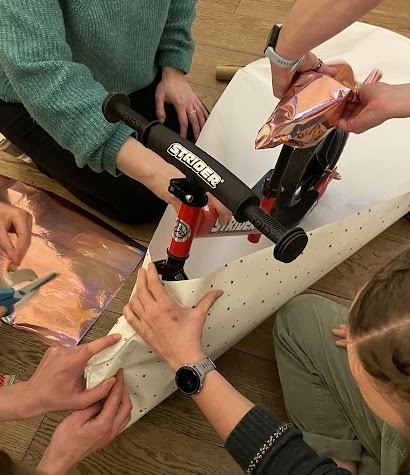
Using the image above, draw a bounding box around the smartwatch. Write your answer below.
[264,24,303,70]
[175,357,216,396]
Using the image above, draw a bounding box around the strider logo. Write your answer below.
[167,143,224,189]
[211,217,254,234]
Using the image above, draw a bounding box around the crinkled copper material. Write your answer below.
[0,176,146,346]
[256,63,382,149]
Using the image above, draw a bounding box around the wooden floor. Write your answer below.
[0,0,409,473]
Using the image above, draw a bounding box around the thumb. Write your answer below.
[75,376,117,409]
[0,228,18,263]
[155,92,166,123]
[338,112,369,134]
[195,290,224,316]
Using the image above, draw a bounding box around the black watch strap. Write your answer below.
[266,24,282,51]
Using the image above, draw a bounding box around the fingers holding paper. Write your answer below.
[124,263,223,372]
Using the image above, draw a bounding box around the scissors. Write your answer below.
[0,271,58,317]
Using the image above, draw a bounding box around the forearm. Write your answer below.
[0,382,39,421]
[116,136,182,187]
[390,84,410,118]
[191,371,254,441]
[276,0,384,60]
[36,454,68,475]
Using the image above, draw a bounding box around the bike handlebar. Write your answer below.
[103,93,308,262]
[243,205,308,263]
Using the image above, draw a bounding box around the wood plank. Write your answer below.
[192,10,273,57]
[0,324,48,381]
[236,0,293,22]
[23,411,241,475]
[0,416,44,462]
[311,235,407,301]
[196,0,241,15]
[188,44,259,93]
[0,378,44,462]
[104,272,138,316]
[362,0,410,38]
[382,217,410,244]
[235,0,410,38]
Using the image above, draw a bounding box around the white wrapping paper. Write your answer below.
[86,22,410,425]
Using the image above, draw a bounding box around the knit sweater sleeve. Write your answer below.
[0,0,133,175]
[156,0,197,73]
[225,406,352,475]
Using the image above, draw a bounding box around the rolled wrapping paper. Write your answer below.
[215,65,243,82]
[256,63,383,150]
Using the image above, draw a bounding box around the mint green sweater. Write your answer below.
[0,0,197,175]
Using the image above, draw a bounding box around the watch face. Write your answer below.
[176,367,201,395]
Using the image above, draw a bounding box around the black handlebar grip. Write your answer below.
[244,205,308,263]
[103,92,149,136]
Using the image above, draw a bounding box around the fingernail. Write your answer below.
[107,376,117,385]
[112,333,122,341]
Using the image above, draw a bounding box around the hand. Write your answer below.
[124,263,223,372]
[332,324,347,348]
[337,82,410,134]
[271,52,337,99]
[36,369,131,475]
[207,194,232,226]
[0,202,32,271]
[156,67,209,140]
[21,334,123,418]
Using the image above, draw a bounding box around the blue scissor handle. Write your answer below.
[0,288,20,317]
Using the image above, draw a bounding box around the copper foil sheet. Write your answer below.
[256,63,382,149]
[0,176,146,346]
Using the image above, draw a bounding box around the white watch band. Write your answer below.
[193,357,216,378]
[265,46,302,70]
[264,23,303,70]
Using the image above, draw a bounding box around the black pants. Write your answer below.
[0,77,195,224]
